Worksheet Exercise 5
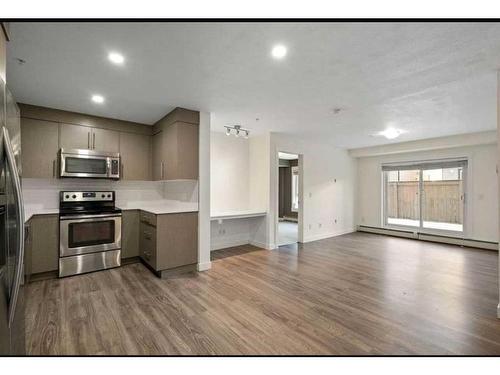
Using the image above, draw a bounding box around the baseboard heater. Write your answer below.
[357,225,498,251]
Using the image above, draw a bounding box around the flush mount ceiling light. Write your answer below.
[91,94,105,104]
[225,125,249,139]
[377,128,405,140]
[108,52,125,65]
[271,44,287,59]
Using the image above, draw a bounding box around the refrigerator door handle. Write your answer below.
[3,127,25,327]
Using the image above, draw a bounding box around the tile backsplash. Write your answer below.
[22,178,199,208]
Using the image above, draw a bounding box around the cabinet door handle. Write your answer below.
[92,133,96,149]
[87,132,90,149]
[52,160,56,178]
[160,162,164,180]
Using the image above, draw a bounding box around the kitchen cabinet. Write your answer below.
[92,128,120,153]
[152,122,198,181]
[59,123,91,150]
[27,215,59,275]
[120,132,152,180]
[59,123,119,153]
[121,210,140,259]
[139,211,198,273]
[21,118,59,178]
[152,130,166,180]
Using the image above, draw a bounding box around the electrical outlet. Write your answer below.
[334,219,337,224]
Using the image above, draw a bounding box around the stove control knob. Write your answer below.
[101,194,105,198]
[107,194,111,198]
[65,195,69,199]
[72,195,76,199]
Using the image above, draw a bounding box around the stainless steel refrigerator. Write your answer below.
[0,77,25,355]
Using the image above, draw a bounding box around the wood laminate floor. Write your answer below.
[26,232,500,355]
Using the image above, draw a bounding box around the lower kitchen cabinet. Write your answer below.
[139,211,198,274]
[121,210,140,259]
[26,215,59,276]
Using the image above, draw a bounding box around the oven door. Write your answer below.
[60,214,121,257]
[60,153,110,178]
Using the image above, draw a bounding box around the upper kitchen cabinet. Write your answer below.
[91,127,120,153]
[120,132,152,180]
[59,123,91,150]
[59,124,120,153]
[153,108,199,181]
[21,118,59,178]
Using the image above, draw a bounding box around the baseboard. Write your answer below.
[211,238,250,251]
[249,239,272,250]
[358,225,498,251]
[197,261,212,271]
[358,225,417,239]
[303,228,355,243]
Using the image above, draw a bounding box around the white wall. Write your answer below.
[209,131,269,250]
[22,179,198,208]
[210,132,250,212]
[355,141,498,242]
[268,133,357,248]
[210,131,357,250]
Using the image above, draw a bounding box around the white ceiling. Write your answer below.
[6,22,500,148]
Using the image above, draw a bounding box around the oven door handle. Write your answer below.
[60,213,122,220]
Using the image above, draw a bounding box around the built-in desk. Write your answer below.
[210,210,267,251]
[211,210,267,221]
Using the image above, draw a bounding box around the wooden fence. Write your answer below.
[387,181,463,224]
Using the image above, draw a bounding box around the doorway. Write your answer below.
[277,152,300,246]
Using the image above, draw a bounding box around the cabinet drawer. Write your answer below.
[140,223,157,268]
[140,211,157,227]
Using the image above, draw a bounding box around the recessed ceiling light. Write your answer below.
[91,94,105,104]
[378,128,404,140]
[271,44,287,59]
[108,52,125,65]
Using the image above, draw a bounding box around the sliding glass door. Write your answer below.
[385,169,420,227]
[383,160,466,234]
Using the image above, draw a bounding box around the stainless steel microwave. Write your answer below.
[59,148,120,179]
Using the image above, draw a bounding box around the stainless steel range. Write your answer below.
[59,191,121,277]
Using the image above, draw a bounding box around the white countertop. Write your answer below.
[117,200,199,215]
[24,200,199,223]
[211,210,267,220]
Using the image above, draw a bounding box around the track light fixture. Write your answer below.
[224,125,249,138]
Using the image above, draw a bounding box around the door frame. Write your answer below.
[275,150,304,246]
